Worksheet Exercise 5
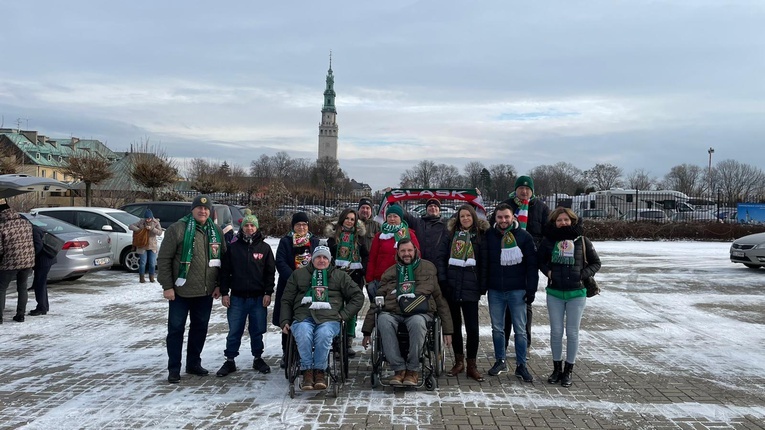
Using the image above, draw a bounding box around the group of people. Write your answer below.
[157,175,601,391]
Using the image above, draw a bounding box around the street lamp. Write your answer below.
[707,147,714,197]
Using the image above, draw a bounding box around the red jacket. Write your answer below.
[365,230,420,283]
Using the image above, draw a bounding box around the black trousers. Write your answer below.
[447,299,480,359]
[504,303,533,351]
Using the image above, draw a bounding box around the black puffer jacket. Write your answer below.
[537,220,601,292]
[325,220,368,288]
[220,230,276,297]
[494,195,551,247]
[435,218,490,302]
[404,212,448,264]
[273,233,320,326]
[485,221,539,298]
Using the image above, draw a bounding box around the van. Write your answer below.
[120,201,234,230]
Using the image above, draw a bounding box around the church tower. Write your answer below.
[318,53,338,162]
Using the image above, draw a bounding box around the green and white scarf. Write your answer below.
[498,226,523,266]
[175,214,222,287]
[396,258,420,300]
[551,238,577,266]
[301,267,331,309]
[380,221,411,248]
[448,230,476,267]
[335,228,362,270]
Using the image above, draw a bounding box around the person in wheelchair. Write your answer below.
[280,245,364,391]
[361,238,453,386]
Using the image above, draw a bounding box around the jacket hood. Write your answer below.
[447,217,490,234]
[324,219,367,239]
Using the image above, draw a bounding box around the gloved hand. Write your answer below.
[525,291,536,305]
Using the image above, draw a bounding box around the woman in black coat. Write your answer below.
[436,204,489,382]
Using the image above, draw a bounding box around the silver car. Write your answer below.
[730,232,765,270]
[21,213,113,281]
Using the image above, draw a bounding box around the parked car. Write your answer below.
[671,210,718,222]
[120,201,234,230]
[580,209,607,220]
[620,209,670,223]
[718,209,738,224]
[730,232,765,269]
[30,207,154,272]
[21,213,113,281]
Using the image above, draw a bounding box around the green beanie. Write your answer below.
[240,208,259,228]
[385,204,404,219]
[515,175,534,193]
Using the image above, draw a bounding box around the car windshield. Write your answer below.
[106,211,141,226]
[21,213,83,233]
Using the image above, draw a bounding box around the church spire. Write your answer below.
[318,52,338,162]
[322,51,336,113]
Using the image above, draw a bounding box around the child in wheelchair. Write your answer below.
[280,245,364,392]
[361,238,453,388]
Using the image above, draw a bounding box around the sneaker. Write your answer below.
[216,360,236,377]
[167,371,181,383]
[488,359,507,376]
[389,370,406,386]
[301,370,314,391]
[402,371,420,386]
[313,370,327,390]
[252,357,271,374]
[515,364,534,382]
[185,365,209,376]
[29,309,47,316]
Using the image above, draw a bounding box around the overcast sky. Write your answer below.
[1,1,763,191]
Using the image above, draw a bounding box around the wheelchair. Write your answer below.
[368,296,445,391]
[285,320,348,398]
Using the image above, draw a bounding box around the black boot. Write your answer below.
[561,362,574,388]
[547,360,562,384]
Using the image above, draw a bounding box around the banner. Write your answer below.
[375,188,486,223]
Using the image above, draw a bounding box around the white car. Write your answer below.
[30,207,162,272]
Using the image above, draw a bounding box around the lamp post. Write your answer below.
[707,147,714,198]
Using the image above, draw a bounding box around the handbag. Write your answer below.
[42,231,65,258]
[398,294,430,315]
[581,236,600,298]
[132,228,150,249]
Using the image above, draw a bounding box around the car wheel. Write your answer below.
[743,263,762,270]
[121,248,141,272]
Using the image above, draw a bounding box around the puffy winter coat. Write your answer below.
[485,221,539,299]
[325,220,368,288]
[0,209,35,271]
[359,218,380,268]
[365,229,421,283]
[128,218,163,253]
[435,218,490,302]
[273,233,320,326]
[537,220,601,292]
[220,230,276,297]
[404,212,448,264]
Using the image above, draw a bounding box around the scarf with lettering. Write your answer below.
[290,231,312,269]
[552,238,578,266]
[335,227,362,269]
[396,257,420,300]
[496,224,523,266]
[448,230,476,267]
[301,267,331,309]
[175,214,221,287]
[379,220,411,248]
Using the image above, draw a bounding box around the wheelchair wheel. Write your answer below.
[332,377,340,397]
[371,371,380,388]
[433,317,445,377]
[370,326,382,373]
[425,375,437,391]
[289,383,296,399]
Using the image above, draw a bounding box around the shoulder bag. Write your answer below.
[580,236,600,298]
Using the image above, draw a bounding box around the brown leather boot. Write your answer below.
[466,358,485,382]
[149,274,155,283]
[139,274,146,283]
[313,369,327,390]
[447,354,465,377]
[300,369,314,390]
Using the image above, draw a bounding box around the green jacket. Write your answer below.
[157,218,226,298]
[361,258,454,336]
[279,263,364,328]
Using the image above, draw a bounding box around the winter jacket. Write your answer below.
[128,218,163,253]
[0,209,35,271]
[157,218,226,298]
[485,220,539,301]
[279,263,364,327]
[365,229,421,283]
[495,195,551,247]
[220,230,276,298]
[273,233,320,326]
[361,256,454,336]
[325,220,368,288]
[404,212,449,264]
[435,218,490,302]
[32,224,57,267]
[359,218,380,268]
[537,220,601,292]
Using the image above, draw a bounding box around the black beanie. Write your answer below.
[291,212,310,228]
[358,197,374,211]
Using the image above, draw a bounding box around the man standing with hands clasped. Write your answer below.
[158,195,226,384]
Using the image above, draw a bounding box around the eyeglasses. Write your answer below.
[294,222,309,228]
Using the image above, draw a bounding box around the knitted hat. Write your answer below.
[425,198,441,208]
[191,195,213,211]
[291,212,310,227]
[312,245,332,261]
[515,176,534,193]
[240,209,259,228]
[358,197,374,211]
[386,204,404,219]
[144,209,154,219]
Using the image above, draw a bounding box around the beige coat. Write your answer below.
[129,218,163,253]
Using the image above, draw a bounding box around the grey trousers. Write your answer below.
[378,312,431,372]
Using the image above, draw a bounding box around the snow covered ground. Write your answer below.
[0,239,763,429]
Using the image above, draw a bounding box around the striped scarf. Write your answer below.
[301,267,331,309]
[515,198,530,230]
[379,221,411,248]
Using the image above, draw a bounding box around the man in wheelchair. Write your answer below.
[361,238,453,386]
[280,245,364,390]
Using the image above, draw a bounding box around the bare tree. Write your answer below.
[131,141,178,200]
[585,163,623,190]
[432,164,463,188]
[399,160,438,188]
[187,158,222,194]
[661,164,704,196]
[250,154,274,186]
[529,162,585,195]
[0,145,19,174]
[488,164,516,201]
[714,159,765,202]
[625,168,656,190]
[62,151,113,207]
[463,161,486,188]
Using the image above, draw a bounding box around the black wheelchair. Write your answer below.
[368,295,445,391]
[285,320,348,398]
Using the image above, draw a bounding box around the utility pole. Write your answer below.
[707,147,714,198]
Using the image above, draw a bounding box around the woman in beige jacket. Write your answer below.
[129,209,163,283]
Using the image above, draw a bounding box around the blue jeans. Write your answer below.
[291,317,340,371]
[224,296,268,359]
[166,295,213,372]
[547,294,587,363]
[488,289,528,365]
[138,250,157,276]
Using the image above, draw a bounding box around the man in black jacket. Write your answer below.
[404,198,448,265]
[29,224,56,316]
[216,211,276,376]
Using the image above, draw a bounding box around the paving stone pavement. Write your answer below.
[1,242,764,430]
